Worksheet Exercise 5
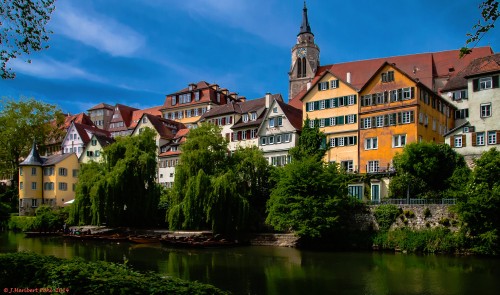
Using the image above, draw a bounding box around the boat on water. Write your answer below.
[160,237,236,249]
[128,236,160,244]
[24,231,61,237]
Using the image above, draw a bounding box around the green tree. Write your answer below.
[0,0,56,79]
[460,0,499,57]
[289,117,327,162]
[0,98,63,190]
[456,148,500,254]
[389,142,467,198]
[69,128,161,227]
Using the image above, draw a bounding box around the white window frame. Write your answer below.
[338,137,345,147]
[365,137,378,150]
[480,103,492,118]
[402,111,412,124]
[476,132,485,146]
[376,116,384,127]
[330,80,339,89]
[261,137,267,146]
[268,136,274,144]
[243,114,249,122]
[269,118,275,127]
[346,114,355,124]
[319,118,325,127]
[348,95,356,105]
[367,161,379,173]
[454,136,463,148]
[320,100,325,110]
[393,134,407,148]
[320,82,328,91]
[479,77,493,90]
[363,118,371,129]
[488,131,497,145]
[284,133,291,143]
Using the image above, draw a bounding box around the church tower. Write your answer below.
[289,1,320,100]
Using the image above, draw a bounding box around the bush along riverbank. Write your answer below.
[0,252,229,295]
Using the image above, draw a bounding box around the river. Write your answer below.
[1,231,500,295]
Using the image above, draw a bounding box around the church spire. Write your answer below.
[298,1,313,36]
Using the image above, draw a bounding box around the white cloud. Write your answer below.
[52,3,145,57]
[9,58,103,82]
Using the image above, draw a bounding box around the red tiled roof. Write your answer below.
[87,103,114,111]
[129,106,164,129]
[442,53,500,92]
[288,46,494,106]
[277,100,303,130]
[144,113,185,140]
[158,151,181,157]
[74,123,111,145]
[109,104,139,127]
[63,113,95,128]
[170,81,211,94]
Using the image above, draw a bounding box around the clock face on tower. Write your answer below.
[297,47,307,58]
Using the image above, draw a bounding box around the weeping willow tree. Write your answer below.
[168,123,269,235]
[69,128,161,227]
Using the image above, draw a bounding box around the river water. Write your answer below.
[1,231,500,295]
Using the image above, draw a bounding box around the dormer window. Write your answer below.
[195,91,200,101]
[250,112,257,121]
[242,114,249,122]
[172,95,177,105]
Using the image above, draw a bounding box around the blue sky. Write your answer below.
[1,0,498,115]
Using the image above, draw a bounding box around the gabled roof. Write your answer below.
[73,122,112,145]
[129,106,164,129]
[277,100,303,130]
[168,81,211,95]
[159,151,182,157]
[443,53,500,92]
[87,103,114,111]
[289,46,494,105]
[444,121,470,137]
[42,153,74,166]
[138,113,186,140]
[93,133,115,148]
[61,113,95,129]
[110,104,139,127]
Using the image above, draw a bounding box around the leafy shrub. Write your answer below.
[439,217,451,227]
[403,209,415,218]
[374,204,401,231]
[0,252,229,295]
[372,228,464,253]
[8,216,36,231]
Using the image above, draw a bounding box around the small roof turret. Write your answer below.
[20,141,44,166]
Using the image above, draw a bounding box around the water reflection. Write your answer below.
[1,232,500,295]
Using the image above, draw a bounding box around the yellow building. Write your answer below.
[19,142,79,216]
[301,70,360,171]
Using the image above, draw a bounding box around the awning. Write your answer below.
[64,199,75,204]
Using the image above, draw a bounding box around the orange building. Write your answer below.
[358,63,455,175]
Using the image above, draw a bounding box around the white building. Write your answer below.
[61,122,111,158]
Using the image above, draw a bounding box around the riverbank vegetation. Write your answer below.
[0,252,229,295]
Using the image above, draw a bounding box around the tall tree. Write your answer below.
[0,97,63,188]
[69,128,161,227]
[460,0,499,57]
[289,117,327,162]
[389,142,467,198]
[1,0,56,79]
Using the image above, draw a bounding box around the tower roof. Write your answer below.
[298,1,313,36]
[20,141,44,166]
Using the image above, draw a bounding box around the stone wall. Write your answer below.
[348,204,459,232]
[247,233,299,247]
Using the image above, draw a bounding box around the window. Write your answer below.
[346,114,356,124]
[338,137,345,146]
[348,95,356,105]
[32,199,37,207]
[381,71,394,82]
[20,182,23,190]
[309,120,315,128]
[319,118,325,127]
[95,150,100,157]
[251,112,257,121]
[268,136,274,144]
[186,110,192,117]
[362,118,371,129]
[59,182,67,191]
[367,161,379,173]
[402,87,412,100]
[329,138,336,147]
[452,90,468,100]
[362,95,372,106]
[276,135,282,143]
[481,103,492,117]
[455,109,469,119]
[318,81,329,91]
[269,118,275,128]
[31,182,37,190]
[243,114,249,122]
[341,160,354,172]
[273,107,278,113]
[59,168,67,176]
[365,137,378,150]
[261,137,267,145]
[348,184,363,200]
[172,95,177,105]
[371,184,380,203]
[72,169,79,177]
[278,116,283,126]
[393,134,406,148]
[476,132,485,146]
[194,91,200,101]
[19,167,23,176]
[330,80,339,89]
[376,116,384,127]
[454,136,463,148]
[43,167,54,176]
[402,111,413,124]
[73,183,76,192]
[479,77,493,90]
[488,131,497,145]
[320,100,325,110]
[284,133,291,142]
[44,182,54,191]
[251,129,256,139]
[31,167,37,176]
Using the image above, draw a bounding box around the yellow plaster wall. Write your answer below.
[19,166,42,199]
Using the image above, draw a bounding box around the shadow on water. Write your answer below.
[2,231,500,295]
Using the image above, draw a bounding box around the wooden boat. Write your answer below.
[24,231,61,237]
[160,237,236,249]
[128,236,160,244]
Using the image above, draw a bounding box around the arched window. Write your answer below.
[301,57,307,77]
[297,58,303,78]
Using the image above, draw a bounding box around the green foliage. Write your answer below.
[0,0,56,79]
[0,98,64,193]
[289,117,327,162]
[0,252,229,295]
[456,148,500,255]
[266,156,350,239]
[69,129,161,227]
[32,206,63,232]
[373,204,401,231]
[390,142,468,198]
[423,207,432,218]
[168,124,271,235]
[460,0,499,57]
[372,228,466,254]
[403,209,415,218]
[8,216,35,231]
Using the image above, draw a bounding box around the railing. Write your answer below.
[368,198,456,205]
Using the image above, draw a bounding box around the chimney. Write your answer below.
[265,93,272,109]
[346,72,351,84]
[307,82,311,90]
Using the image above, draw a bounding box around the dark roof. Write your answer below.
[93,133,115,147]
[168,81,211,95]
[277,100,303,130]
[20,141,44,166]
[298,2,312,36]
[444,121,470,137]
[74,123,112,145]
[144,113,186,140]
[443,53,500,92]
[42,153,74,166]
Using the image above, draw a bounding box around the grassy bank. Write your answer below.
[0,252,229,295]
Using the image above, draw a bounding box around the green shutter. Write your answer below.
[314,101,319,110]
[397,113,402,124]
[473,79,479,91]
[353,114,357,123]
[325,99,331,108]
[353,95,357,105]
[318,83,321,91]
[410,111,415,122]
[493,75,500,88]
[411,87,415,98]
